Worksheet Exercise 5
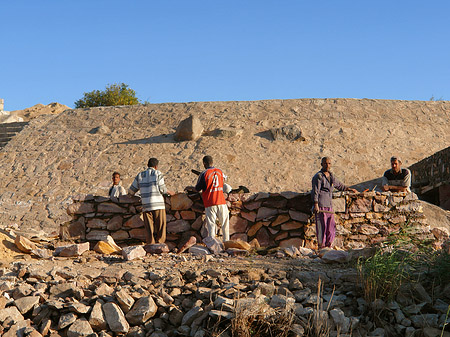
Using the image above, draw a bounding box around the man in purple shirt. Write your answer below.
[311,157,357,249]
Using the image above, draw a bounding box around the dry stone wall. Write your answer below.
[63,190,435,250]
[410,145,450,191]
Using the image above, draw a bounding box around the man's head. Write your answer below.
[203,155,213,169]
[112,172,121,185]
[321,157,331,172]
[390,156,402,173]
[148,158,159,168]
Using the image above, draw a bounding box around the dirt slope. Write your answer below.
[0,98,449,234]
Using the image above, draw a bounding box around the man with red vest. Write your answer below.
[195,155,230,241]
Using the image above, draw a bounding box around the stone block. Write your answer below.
[230,233,248,242]
[89,300,107,331]
[126,296,158,325]
[124,214,145,228]
[271,214,290,227]
[86,230,109,241]
[102,302,129,333]
[191,216,204,230]
[281,221,303,231]
[111,230,130,241]
[262,198,287,209]
[97,203,127,213]
[247,222,263,237]
[167,219,191,233]
[289,210,309,222]
[174,115,203,141]
[333,197,346,213]
[67,202,95,215]
[14,235,37,253]
[224,240,251,250]
[256,227,272,247]
[240,211,257,222]
[56,242,90,257]
[129,228,147,241]
[348,198,372,213]
[180,211,196,220]
[87,218,107,229]
[107,215,123,231]
[118,194,141,204]
[189,245,211,255]
[203,236,224,254]
[357,225,379,235]
[279,238,304,249]
[144,243,169,254]
[122,245,146,261]
[256,207,278,220]
[229,216,248,233]
[171,193,194,210]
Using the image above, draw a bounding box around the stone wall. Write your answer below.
[63,189,435,250]
[0,121,28,148]
[410,146,450,192]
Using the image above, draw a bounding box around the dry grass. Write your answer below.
[304,278,333,337]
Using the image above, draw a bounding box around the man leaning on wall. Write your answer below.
[381,156,411,193]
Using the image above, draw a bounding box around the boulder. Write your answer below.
[55,242,90,257]
[14,235,37,253]
[174,115,203,141]
[122,245,146,261]
[270,125,305,141]
[126,296,158,325]
[170,193,194,210]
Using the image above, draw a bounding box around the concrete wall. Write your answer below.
[63,190,437,250]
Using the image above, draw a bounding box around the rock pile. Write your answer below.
[0,252,449,337]
[62,190,448,251]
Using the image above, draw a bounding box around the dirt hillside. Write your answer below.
[0,98,449,234]
[9,102,69,121]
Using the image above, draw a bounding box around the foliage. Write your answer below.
[357,221,433,303]
[74,83,141,108]
[429,250,450,285]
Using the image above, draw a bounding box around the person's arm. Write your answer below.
[311,174,321,213]
[119,185,127,196]
[334,177,358,193]
[128,175,140,196]
[157,172,168,195]
[194,171,206,192]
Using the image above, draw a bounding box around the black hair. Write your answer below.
[148,158,159,168]
[203,155,213,167]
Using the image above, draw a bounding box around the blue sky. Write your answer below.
[1,1,449,111]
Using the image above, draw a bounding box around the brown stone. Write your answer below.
[224,240,251,250]
[268,227,279,235]
[279,238,304,248]
[86,230,109,241]
[244,201,262,211]
[281,221,303,231]
[178,236,197,254]
[191,216,204,230]
[129,228,147,241]
[240,211,257,222]
[118,194,140,204]
[171,193,194,210]
[97,203,127,213]
[180,211,196,220]
[174,114,203,141]
[56,242,90,257]
[262,198,287,208]
[289,210,309,222]
[357,225,379,235]
[256,207,278,220]
[167,219,191,233]
[111,230,130,241]
[124,214,145,228]
[67,202,95,215]
[275,232,289,241]
[15,235,37,253]
[229,216,248,233]
[249,238,260,248]
[348,198,372,213]
[247,222,263,237]
[122,245,146,261]
[333,197,346,213]
[87,218,107,229]
[255,227,272,247]
[271,214,290,227]
[231,233,248,241]
[107,215,124,230]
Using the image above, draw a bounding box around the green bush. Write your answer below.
[74,83,141,108]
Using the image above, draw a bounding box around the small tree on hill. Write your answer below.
[74,83,141,108]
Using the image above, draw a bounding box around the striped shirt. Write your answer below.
[382,168,411,192]
[129,168,167,211]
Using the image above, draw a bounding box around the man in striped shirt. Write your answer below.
[129,158,170,244]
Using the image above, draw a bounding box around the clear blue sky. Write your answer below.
[1,1,449,111]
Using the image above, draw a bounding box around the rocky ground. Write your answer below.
[0,235,449,337]
[0,98,449,235]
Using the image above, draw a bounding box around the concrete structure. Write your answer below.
[0,99,4,112]
[410,146,450,210]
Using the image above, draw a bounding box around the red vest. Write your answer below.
[201,168,226,208]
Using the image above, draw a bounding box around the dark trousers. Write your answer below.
[143,209,166,244]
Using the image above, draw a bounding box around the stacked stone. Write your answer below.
[64,190,434,250]
[333,191,429,249]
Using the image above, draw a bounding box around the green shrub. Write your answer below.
[74,83,141,108]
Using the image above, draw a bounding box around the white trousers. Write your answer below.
[205,204,230,241]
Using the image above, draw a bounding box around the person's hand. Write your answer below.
[167,190,176,196]
[348,188,358,193]
[381,185,389,192]
[313,203,320,214]
[184,186,196,192]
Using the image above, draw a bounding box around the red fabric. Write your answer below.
[201,168,226,207]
